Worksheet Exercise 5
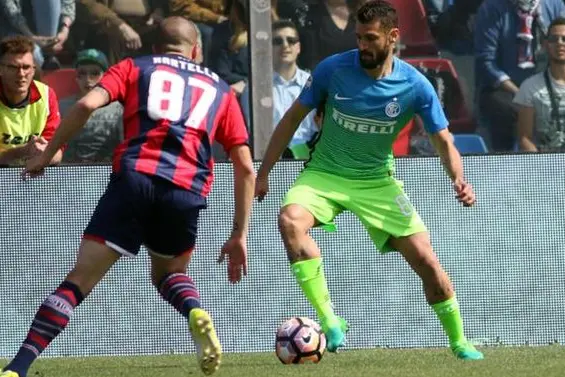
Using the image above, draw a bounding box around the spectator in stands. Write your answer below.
[59,49,123,163]
[0,36,62,166]
[194,22,204,64]
[209,0,246,94]
[167,0,228,66]
[211,0,275,95]
[211,0,278,125]
[431,0,482,54]
[241,19,318,159]
[298,0,358,71]
[515,17,565,152]
[474,0,565,152]
[277,0,309,28]
[75,0,165,65]
[423,0,450,16]
[0,0,76,70]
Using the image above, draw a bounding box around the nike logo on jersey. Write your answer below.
[334,93,352,100]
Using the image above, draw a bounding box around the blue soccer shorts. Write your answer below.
[84,170,207,258]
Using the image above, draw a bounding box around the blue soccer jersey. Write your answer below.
[298,49,448,179]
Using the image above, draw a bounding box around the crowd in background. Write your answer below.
[1,0,565,166]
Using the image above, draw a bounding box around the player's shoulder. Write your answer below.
[315,49,359,75]
[393,58,429,83]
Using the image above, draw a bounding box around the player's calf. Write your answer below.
[156,273,223,373]
[156,273,201,317]
[280,205,348,352]
[392,233,483,360]
[2,281,85,377]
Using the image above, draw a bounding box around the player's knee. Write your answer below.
[278,205,310,239]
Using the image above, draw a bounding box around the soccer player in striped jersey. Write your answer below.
[4,17,254,377]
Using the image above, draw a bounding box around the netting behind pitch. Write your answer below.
[1,154,564,357]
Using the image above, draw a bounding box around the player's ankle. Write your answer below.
[321,315,340,330]
[451,339,471,349]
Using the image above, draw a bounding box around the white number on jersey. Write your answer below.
[147,70,218,129]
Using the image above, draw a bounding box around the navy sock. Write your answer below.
[4,281,84,377]
[158,273,201,318]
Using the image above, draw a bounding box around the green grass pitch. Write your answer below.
[4,346,565,377]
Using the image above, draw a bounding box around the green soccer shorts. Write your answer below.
[282,169,428,252]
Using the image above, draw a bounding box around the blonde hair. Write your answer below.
[229,2,278,52]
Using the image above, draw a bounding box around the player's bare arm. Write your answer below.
[218,144,255,283]
[22,87,111,178]
[255,101,312,199]
[32,136,63,165]
[429,129,476,207]
[48,150,63,165]
[228,144,255,238]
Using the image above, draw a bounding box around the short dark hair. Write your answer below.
[356,0,398,31]
[548,17,565,35]
[272,19,298,34]
[0,36,34,59]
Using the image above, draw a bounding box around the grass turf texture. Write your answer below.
[3,346,564,377]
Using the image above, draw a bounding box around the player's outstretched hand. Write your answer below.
[255,174,269,202]
[218,236,248,284]
[453,178,475,207]
[21,151,49,181]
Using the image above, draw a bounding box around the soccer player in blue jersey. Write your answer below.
[256,0,484,360]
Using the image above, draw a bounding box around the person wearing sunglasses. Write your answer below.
[515,17,565,152]
[251,19,319,159]
[58,49,124,163]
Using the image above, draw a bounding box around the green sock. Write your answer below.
[291,258,337,327]
[431,296,467,348]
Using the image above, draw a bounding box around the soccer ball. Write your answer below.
[275,317,326,364]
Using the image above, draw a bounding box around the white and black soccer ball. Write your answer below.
[275,317,326,364]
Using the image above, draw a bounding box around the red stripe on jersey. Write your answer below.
[200,158,215,196]
[134,64,178,175]
[171,83,203,189]
[200,91,231,196]
[112,65,141,173]
[134,119,171,175]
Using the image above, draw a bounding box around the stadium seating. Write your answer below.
[389,0,438,57]
[453,133,488,154]
[42,68,80,99]
[404,57,475,134]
